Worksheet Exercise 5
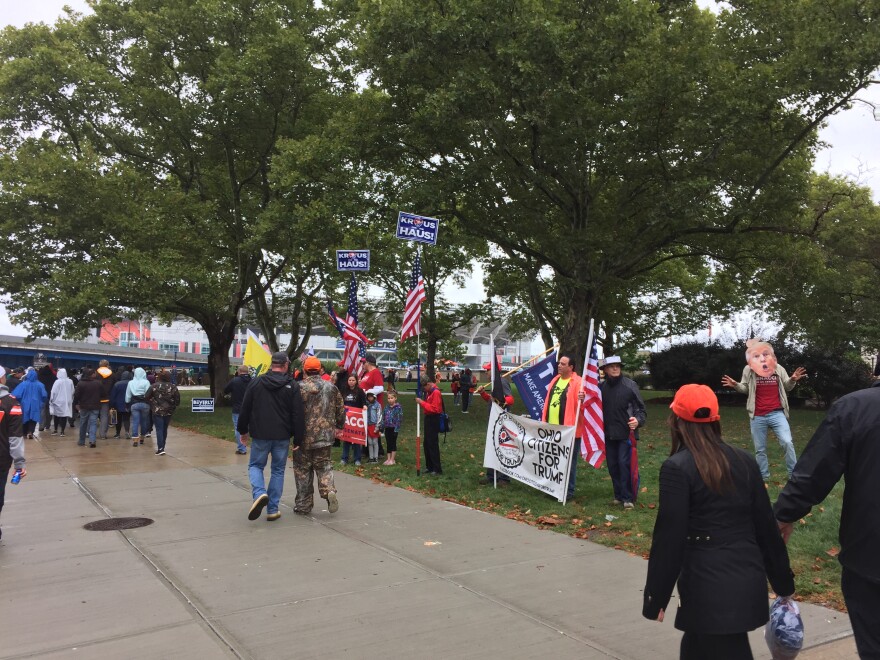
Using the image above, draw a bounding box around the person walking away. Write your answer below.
[223,365,252,455]
[72,368,101,447]
[293,357,344,516]
[365,390,382,463]
[450,372,461,405]
[416,375,443,475]
[13,368,48,440]
[643,384,794,659]
[459,368,473,413]
[145,371,180,455]
[540,354,584,501]
[721,339,806,481]
[774,380,880,658]
[238,352,305,522]
[600,356,647,509]
[338,374,366,466]
[125,367,152,447]
[0,366,26,540]
[96,360,116,440]
[37,364,56,432]
[109,371,132,439]
[383,391,402,466]
[49,368,75,436]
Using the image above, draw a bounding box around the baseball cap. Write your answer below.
[362,354,377,365]
[670,384,721,423]
[303,356,322,372]
[270,351,290,365]
[602,356,622,366]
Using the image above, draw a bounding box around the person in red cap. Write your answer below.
[642,384,794,659]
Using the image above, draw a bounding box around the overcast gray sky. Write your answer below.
[2,1,878,339]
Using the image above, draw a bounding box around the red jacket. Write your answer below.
[541,373,584,437]
[417,386,443,415]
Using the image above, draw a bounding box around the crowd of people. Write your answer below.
[3,343,878,658]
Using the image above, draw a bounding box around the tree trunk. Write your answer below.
[203,317,237,406]
[558,287,598,367]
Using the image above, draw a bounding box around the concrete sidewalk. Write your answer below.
[0,427,857,659]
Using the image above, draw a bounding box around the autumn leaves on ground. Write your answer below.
[175,387,846,611]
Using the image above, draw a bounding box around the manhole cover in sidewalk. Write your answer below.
[83,517,154,531]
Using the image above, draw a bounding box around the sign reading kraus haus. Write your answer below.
[191,398,215,413]
[336,250,370,271]
[395,211,440,246]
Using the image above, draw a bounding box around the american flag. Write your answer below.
[581,336,606,468]
[327,300,371,345]
[400,252,426,341]
[342,274,361,372]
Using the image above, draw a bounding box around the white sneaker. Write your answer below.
[623,502,634,510]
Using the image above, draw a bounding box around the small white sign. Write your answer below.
[191,398,215,413]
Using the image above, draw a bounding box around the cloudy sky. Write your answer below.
[2,1,879,338]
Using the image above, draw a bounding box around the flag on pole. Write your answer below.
[490,338,513,407]
[581,334,606,468]
[400,252,426,341]
[243,330,271,377]
[342,273,362,372]
[327,300,371,345]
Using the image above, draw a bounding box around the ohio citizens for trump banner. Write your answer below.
[483,403,576,502]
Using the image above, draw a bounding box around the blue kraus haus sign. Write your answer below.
[336,250,370,271]
[395,212,440,246]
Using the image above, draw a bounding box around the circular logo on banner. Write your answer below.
[493,413,526,468]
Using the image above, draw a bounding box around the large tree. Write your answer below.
[344,0,880,356]
[0,0,346,395]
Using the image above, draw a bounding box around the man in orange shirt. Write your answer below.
[541,354,584,501]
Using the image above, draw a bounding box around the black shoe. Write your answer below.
[89,442,96,448]
[248,494,269,521]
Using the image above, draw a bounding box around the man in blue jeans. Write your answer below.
[223,365,252,454]
[722,339,807,481]
[237,352,305,522]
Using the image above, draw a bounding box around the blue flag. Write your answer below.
[511,352,557,419]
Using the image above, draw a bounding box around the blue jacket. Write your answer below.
[13,369,47,424]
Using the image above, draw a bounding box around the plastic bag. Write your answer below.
[765,596,804,659]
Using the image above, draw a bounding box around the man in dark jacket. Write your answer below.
[73,368,103,447]
[774,381,880,658]
[37,364,56,432]
[600,356,647,509]
[237,352,305,522]
[224,365,252,455]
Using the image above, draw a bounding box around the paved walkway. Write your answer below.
[0,427,858,659]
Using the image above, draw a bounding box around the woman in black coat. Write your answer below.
[643,384,795,659]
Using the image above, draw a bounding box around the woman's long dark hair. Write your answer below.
[668,413,733,495]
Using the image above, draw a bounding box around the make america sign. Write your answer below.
[483,403,576,503]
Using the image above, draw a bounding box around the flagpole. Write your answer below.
[490,333,497,489]
[415,245,422,477]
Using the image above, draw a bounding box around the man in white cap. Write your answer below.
[600,356,646,509]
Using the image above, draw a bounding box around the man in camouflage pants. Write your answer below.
[293,357,345,515]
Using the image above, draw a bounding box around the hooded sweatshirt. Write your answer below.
[0,383,24,472]
[236,370,305,447]
[126,368,151,403]
[12,369,48,424]
[110,371,133,412]
[97,365,116,403]
[49,369,75,418]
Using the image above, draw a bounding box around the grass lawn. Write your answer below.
[174,384,846,611]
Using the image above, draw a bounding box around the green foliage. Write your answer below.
[344,0,880,358]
